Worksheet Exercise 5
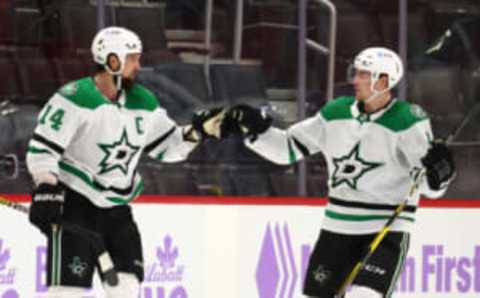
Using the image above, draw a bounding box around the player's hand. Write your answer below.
[185,107,225,142]
[421,141,455,190]
[225,104,272,142]
[29,183,65,232]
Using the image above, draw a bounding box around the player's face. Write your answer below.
[352,69,373,101]
[122,53,142,80]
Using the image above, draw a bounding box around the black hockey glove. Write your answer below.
[187,107,225,141]
[29,183,65,232]
[225,104,272,142]
[421,141,455,190]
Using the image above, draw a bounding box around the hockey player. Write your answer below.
[224,47,455,297]
[26,27,221,297]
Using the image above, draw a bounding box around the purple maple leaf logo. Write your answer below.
[0,239,11,271]
[156,235,178,269]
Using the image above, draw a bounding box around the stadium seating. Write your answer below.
[269,167,304,197]
[140,162,200,195]
[0,110,14,154]
[241,1,297,87]
[17,56,58,101]
[141,49,180,66]
[59,4,103,53]
[407,65,468,140]
[0,58,22,99]
[153,62,211,104]
[269,163,329,198]
[136,65,209,123]
[53,57,90,85]
[210,64,269,106]
[14,9,44,46]
[0,0,478,199]
[0,2,14,45]
[336,13,383,60]
[116,6,167,52]
[445,146,480,199]
[0,104,39,157]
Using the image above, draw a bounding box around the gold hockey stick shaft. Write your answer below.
[336,170,424,297]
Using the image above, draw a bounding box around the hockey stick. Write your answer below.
[0,195,119,286]
[443,102,480,146]
[335,170,424,297]
[336,106,470,297]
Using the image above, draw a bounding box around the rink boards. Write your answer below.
[0,195,479,298]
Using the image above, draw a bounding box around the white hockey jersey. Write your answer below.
[246,96,450,234]
[26,77,197,208]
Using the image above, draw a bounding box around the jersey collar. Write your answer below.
[351,98,397,122]
[90,77,127,107]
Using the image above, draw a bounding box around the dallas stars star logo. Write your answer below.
[98,128,140,175]
[331,142,383,189]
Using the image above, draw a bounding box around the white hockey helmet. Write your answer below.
[353,47,404,91]
[91,26,143,75]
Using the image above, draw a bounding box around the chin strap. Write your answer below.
[364,72,395,104]
[104,61,123,92]
[114,75,122,91]
[364,86,390,104]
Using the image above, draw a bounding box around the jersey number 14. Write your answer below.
[39,105,66,131]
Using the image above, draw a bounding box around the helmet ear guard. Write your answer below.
[106,53,121,74]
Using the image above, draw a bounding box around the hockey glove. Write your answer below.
[225,104,272,142]
[29,183,65,232]
[421,141,455,190]
[186,107,225,142]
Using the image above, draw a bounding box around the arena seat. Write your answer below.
[17,57,58,101]
[55,4,109,52]
[445,146,480,199]
[115,6,167,52]
[0,58,22,99]
[136,66,208,123]
[153,62,211,104]
[53,57,90,85]
[408,66,465,116]
[0,2,14,45]
[210,64,269,106]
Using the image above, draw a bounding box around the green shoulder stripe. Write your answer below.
[125,83,159,111]
[58,77,109,110]
[375,101,428,132]
[319,96,355,121]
